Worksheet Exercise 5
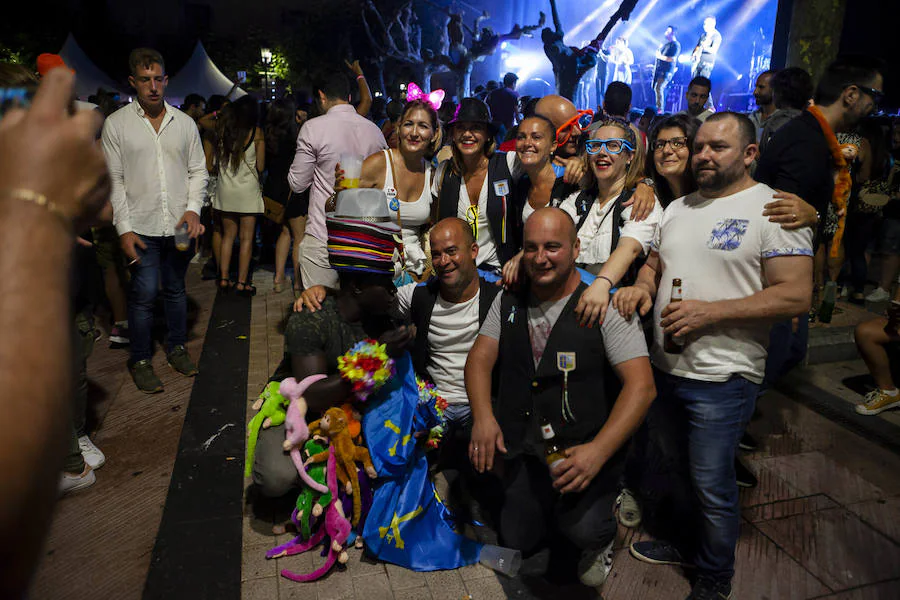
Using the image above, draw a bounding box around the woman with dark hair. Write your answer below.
[214,95,265,295]
[646,113,700,207]
[501,114,577,285]
[265,97,307,294]
[431,97,520,279]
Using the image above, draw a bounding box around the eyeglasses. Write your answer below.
[652,136,689,152]
[585,138,634,155]
[556,109,594,146]
[848,83,884,108]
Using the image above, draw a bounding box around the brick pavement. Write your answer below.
[241,280,900,600]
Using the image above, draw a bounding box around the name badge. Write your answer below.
[493,180,510,197]
[557,352,576,372]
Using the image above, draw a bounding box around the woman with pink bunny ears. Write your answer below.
[334,83,444,282]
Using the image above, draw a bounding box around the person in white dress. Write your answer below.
[213,96,265,295]
[608,37,635,86]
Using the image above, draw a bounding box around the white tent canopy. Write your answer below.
[58,34,125,99]
[165,42,247,106]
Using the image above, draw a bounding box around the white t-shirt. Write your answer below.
[432,152,519,270]
[651,183,814,384]
[396,284,481,405]
[558,189,662,266]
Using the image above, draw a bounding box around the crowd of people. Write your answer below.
[0,41,894,599]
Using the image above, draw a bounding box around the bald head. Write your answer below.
[535,95,577,129]
[431,217,475,248]
[525,207,578,245]
[522,208,580,293]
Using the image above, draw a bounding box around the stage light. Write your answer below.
[678,54,693,65]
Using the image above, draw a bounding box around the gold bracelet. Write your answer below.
[3,188,72,233]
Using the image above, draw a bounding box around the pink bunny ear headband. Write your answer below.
[406,82,445,111]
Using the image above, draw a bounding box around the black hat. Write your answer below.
[448,97,497,134]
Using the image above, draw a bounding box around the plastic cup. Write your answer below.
[174,223,191,251]
[340,153,363,189]
[479,544,522,577]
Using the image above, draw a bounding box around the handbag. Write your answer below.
[858,165,899,213]
[264,192,290,224]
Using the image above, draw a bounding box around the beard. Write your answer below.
[694,163,743,194]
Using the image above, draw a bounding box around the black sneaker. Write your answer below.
[738,431,757,451]
[735,457,758,488]
[629,541,693,567]
[687,574,733,599]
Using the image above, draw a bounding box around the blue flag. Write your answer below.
[362,353,483,571]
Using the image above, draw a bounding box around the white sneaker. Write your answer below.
[615,488,642,528]
[78,435,106,470]
[866,287,891,302]
[59,464,96,495]
[578,537,615,588]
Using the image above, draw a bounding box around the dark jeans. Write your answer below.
[129,235,191,363]
[761,317,808,394]
[499,453,618,555]
[653,370,758,580]
[845,211,880,293]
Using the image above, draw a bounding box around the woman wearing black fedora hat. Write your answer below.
[431,97,521,280]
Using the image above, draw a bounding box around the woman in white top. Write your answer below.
[560,118,661,325]
[431,98,520,280]
[336,98,441,281]
[214,96,265,295]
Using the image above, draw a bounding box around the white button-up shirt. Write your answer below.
[102,101,208,237]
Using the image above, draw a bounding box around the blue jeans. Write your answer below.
[129,235,191,363]
[654,370,758,580]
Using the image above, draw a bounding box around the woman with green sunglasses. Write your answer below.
[560,118,663,326]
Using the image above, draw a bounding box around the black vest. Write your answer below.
[571,186,644,286]
[436,153,520,265]
[512,175,578,216]
[408,277,501,383]
[496,281,620,457]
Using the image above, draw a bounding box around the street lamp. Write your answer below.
[260,48,272,102]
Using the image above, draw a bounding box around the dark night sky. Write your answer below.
[2,0,894,106]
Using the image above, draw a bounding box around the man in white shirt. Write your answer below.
[288,72,387,290]
[616,113,812,599]
[102,48,208,393]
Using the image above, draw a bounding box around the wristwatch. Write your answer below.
[641,177,655,188]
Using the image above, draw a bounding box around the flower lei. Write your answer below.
[337,340,395,402]
[807,105,851,258]
[415,377,448,450]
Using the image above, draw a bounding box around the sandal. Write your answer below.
[237,281,257,297]
[273,277,285,294]
[218,278,233,292]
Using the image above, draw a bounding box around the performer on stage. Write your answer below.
[691,16,722,79]
[653,26,681,112]
[608,37,634,85]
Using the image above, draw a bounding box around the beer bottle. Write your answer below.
[664,278,685,354]
[541,417,567,470]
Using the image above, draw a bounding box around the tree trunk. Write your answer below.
[785,0,847,83]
